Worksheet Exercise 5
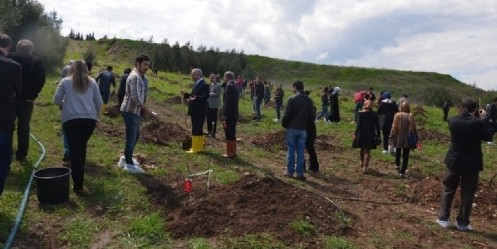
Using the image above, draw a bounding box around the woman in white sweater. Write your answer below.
[54,60,102,195]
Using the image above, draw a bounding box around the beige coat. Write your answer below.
[389,112,417,148]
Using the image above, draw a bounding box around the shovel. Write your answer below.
[179,72,192,150]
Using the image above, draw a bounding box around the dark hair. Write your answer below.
[0,33,12,48]
[135,54,150,64]
[124,68,132,74]
[460,98,477,113]
[293,80,304,91]
[106,65,113,71]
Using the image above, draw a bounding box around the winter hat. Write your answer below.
[381,92,391,99]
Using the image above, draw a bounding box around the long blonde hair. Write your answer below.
[71,60,91,93]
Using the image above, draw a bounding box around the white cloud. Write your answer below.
[40,0,497,90]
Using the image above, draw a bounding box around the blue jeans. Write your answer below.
[123,112,141,165]
[0,131,14,195]
[255,97,262,120]
[286,128,307,176]
[316,105,329,120]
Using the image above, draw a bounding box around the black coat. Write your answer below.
[8,51,45,100]
[444,113,493,172]
[222,81,239,121]
[353,111,381,149]
[282,91,314,131]
[0,53,22,131]
[377,100,398,129]
[187,79,209,116]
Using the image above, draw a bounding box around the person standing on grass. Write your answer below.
[221,71,239,158]
[436,98,493,231]
[377,92,397,154]
[54,60,102,195]
[282,80,314,181]
[442,100,451,122]
[389,101,417,179]
[315,87,330,123]
[8,39,46,161]
[183,68,209,153]
[95,65,116,114]
[352,100,380,174]
[328,86,341,123]
[273,83,284,122]
[119,54,156,173]
[253,78,264,121]
[0,33,22,196]
[206,73,222,138]
[303,90,319,173]
[117,68,132,107]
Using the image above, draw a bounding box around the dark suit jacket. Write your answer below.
[0,53,22,131]
[187,78,209,116]
[8,51,45,100]
[444,112,493,172]
[222,80,239,121]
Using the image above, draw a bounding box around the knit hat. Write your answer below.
[381,92,391,99]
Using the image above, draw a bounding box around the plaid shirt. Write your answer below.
[120,68,148,115]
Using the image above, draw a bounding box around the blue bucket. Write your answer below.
[33,167,71,204]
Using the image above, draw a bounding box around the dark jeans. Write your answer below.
[63,119,96,190]
[0,131,13,195]
[395,147,410,174]
[305,137,319,171]
[207,107,218,136]
[223,120,237,141]
[255,97,262,120]
[100,91,110,104]
[382,126,392,151]
[275,101,282,120]
[123,112,141,165]
[15,99,34,160]
[443,111,448,121]
[438,168,479,226]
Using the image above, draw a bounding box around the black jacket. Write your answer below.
[282,91,314,130]
[444,112,493,172]
[222,80,239,121]
[0,53,22,131]
[8,51,45,100]
[377,99,398,129]
[186,79,209,116]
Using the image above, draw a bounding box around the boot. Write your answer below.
[186,136,204,153]
[223,140,236,158]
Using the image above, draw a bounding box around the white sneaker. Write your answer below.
[117,156,139,168]
[123,164,145,174]
[436,219,450,228]
[273,118,280,122]
[456,223,473,232]
[487,141,495,145]
[382,150,388,154]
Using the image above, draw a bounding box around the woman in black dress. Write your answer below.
[353,100,381,173]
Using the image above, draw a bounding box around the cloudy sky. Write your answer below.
[41,0,497,90]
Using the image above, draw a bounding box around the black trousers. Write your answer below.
[206,107,218,136]
[191,112,206,136]
[438,168,479,226]
[63,119,96,190]
[15,99,34,159]
[395,147,410,174]
[381,126,392,151]
[223,120,237,141]
[443,111,448,121]
[305,137,319,171]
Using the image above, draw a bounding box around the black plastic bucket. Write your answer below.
[33,167,71,204]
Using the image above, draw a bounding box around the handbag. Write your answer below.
[407,132,418,149]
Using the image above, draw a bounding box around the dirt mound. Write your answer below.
[315,135,346,152]
[152,174,347,244]
[410,175,497,219]
[418,127,449,143]
[141,119,188,145]
[95,120,125,137]
[251,131,286,152]
[104,105,121,118]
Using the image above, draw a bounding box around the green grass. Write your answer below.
[290,218,315,238]
[324,236,357,249]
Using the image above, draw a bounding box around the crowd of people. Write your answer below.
[0,32,494,232]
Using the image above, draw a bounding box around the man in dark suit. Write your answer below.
[184,68,209,153]
[8,39,46,161]
[436,98,493,231]
[221,71,239,158]
[0,33,22,195]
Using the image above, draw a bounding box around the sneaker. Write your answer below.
[487,141,495,145]
[273,118,280,122]
[399,173,406,179]
[382,150,388,154]
[456,223,473,232]
[123,164,145,174]
[117,156,139,168]
[436,219,450,228]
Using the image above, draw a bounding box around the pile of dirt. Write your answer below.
[418,127,450,144]
[104,105,121,118]
[315,135,346,152]
[141,119,188,145]
[409,175,497,218]
[251,131,286,152]
[141,174,348,245]
[95,120,125,137]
